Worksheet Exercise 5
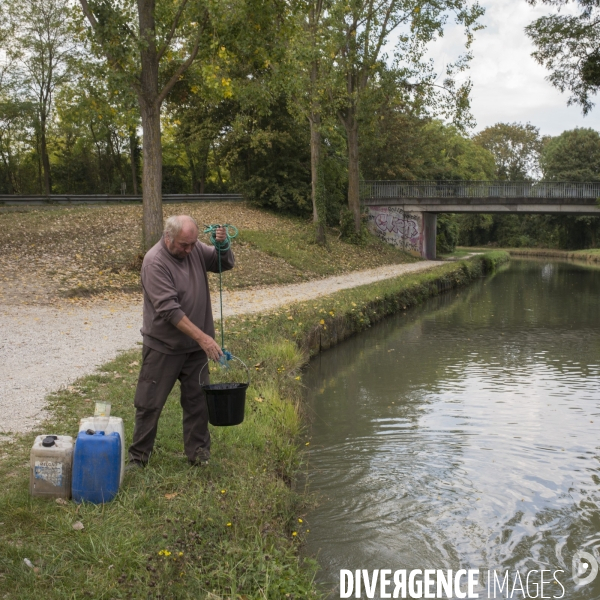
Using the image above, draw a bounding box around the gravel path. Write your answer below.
[0,260,438,434]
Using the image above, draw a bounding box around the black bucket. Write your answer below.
[200,357,250,426]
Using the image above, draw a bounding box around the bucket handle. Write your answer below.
[200,354,251,387]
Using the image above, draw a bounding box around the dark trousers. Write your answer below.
[128,345,210,463]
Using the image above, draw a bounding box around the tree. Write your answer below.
[0,100,37,193]
[526,0,600,114]
[540,127,600,181]
[473,122,544,181]
[78,0,210,249]
[54,74,134,194]
[361,115,496,181]
[10,0,76,195]
[221,96,312,212]
[327,0,484,234]
[286,0,330,243]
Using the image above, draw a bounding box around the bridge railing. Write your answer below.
[360,180,600,200]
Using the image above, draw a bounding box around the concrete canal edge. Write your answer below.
[296,251,510,359]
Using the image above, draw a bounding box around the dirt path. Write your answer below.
[0,260,439,434]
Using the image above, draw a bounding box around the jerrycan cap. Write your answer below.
[42,435,58,447]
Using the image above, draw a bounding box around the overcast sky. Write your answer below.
[425,0,600,137]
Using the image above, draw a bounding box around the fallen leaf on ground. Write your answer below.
[165,493,178,500]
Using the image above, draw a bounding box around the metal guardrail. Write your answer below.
[0,193,245,205]
[360,181,600,200]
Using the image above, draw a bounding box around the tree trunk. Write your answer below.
[213,143,224,185]
[346,109,361,234]
[139,99,163,249]
[107,130,126,189]
[137,0,163,249]
[310,115,326,245]
[184,143,200,192]
[89,123,104,191]
[80,0,205,248]
[35,129,42,194]
[309,47,326,245]
[40,115,52,196]
[129,130,139,195]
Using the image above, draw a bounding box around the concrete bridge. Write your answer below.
[361,181,600,259]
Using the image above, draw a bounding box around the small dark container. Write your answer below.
[202,382,248,426]
[200,356,250,426]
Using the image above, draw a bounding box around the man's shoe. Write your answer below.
[189,448,210,466]
[125,459,146,471]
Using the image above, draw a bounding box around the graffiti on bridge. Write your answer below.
[367,206,423,255]
[374,213,419,238]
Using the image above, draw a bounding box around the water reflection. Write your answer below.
[302,260,600,599]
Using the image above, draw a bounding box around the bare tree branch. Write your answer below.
[156,13,207,106]
[157,0,189,62]
[78,0,99,30]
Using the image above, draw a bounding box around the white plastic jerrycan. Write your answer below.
[30,435,74,499]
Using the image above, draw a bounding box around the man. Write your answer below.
[128,214,234,468]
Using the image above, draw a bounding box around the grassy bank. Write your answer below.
[460,246,600,263]
[0,252,509,599]
[504,247,600,262]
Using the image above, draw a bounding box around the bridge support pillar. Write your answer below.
[422,212,437,259]
[366,206,436,259]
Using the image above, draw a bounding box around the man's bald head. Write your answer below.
[164,215,198,241]
[164,215,199,259]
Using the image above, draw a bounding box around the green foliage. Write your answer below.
[459,128,600,251]
[0,100,38,193]
[526,0,600,115]
[437,213,460,253]
[473,122,544,181]
[361,117,496,181]
[339,207,369,245]
[540,127,600,181]
[458,213,494,246]
[223,98,312,213]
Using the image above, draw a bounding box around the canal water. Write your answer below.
[302,259,600,599]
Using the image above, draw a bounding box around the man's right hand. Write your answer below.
[175,315,223,361]
[197,332,223,362]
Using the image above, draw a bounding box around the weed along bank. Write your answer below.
[0,253,507,598]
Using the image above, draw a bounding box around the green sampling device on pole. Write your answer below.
[203,223,239,368]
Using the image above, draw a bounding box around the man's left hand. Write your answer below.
[215,226,227,243]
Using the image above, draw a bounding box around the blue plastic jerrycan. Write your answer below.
[72,430,121,504]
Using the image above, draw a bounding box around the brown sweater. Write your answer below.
[140,237,235,355]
